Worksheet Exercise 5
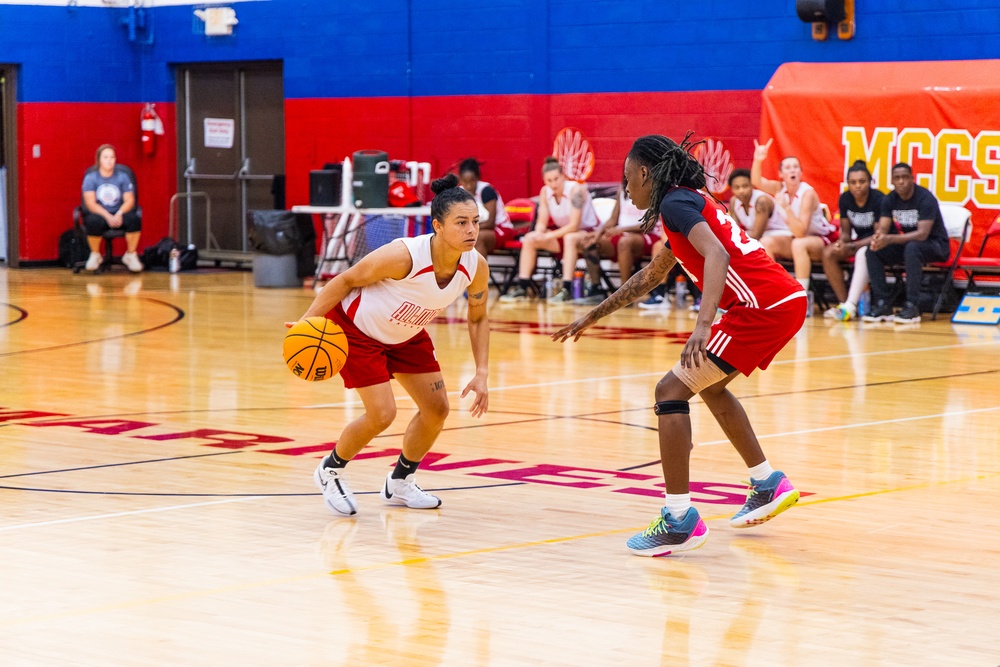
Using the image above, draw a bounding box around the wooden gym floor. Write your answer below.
[1,267,998,666]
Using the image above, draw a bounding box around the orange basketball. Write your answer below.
[283,317,348,381]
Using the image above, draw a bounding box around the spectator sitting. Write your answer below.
[862,163,950,324]
[821,160,886,321]
[458,158,515,258]
[728,168,786,240]
[82,144,143,273]
[566,186,658,305]
[499,157,599,302]
[750,139,838,300]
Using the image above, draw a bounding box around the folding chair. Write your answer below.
[957,213,1000,293]
[925,203,972,319]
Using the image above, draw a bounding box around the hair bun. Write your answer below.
[430,173,460,195]
[851,159,868,169]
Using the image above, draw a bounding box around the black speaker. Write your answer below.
[310,168,342,206]
[796,0,845,23]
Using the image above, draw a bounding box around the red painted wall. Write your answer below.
[284,90,762,212]
[18,91,760,261]
[17,102,175,262]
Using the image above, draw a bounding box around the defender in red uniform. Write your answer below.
[553,134,804,556]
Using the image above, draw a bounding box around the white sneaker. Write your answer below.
[122,251,144,273]
[85,251,103,271]
[379,473,442,509]
[313,457,358,516]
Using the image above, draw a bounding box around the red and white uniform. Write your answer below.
[610,190,658,257]
[777,181,839,241]
[659,187,806,376]
[732,189,790,237]
[474,180,511,230]
[544,180,599,231]
[326,234,480,388]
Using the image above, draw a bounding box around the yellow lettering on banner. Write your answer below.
[897,128,935,189]
[973,131,1000,208]
[934,129,973,204]
[842,127,896,192]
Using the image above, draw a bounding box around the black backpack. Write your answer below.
[58,227,90,268]
[141,237,199,271]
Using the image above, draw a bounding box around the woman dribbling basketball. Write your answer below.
[291,174,490,516]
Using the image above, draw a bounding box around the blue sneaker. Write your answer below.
[729,471,799,528]
[626,507,709,557]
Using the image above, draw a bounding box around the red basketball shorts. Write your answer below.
[708,294,807,377]
[608,231,657,261]
[327,305,440,389]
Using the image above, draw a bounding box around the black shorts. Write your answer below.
[83,210,142,236]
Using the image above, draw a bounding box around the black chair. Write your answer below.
[73,164,142,274]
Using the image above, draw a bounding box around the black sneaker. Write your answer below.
[862,300,894,322]
[894,302,921,324]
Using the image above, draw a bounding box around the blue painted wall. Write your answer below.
[3,0,1000,103]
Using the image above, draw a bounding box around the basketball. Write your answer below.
[283,317,349,381]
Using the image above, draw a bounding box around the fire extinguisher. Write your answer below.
[141,103,158,156]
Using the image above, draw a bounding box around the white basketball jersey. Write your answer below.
[544,180,599,230]
[778,182,837,237]
[476,181,511,230]
[732,189,787,235]
[617,190,645,229]
[341,234,479,345]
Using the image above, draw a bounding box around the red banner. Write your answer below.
[760,60,1000,256]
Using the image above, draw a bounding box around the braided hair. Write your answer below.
[429,173,476,227]
[626,132,707,231]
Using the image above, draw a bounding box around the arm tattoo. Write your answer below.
[571,189,585,210]
[589,249,677,320]
[469,290,486,301]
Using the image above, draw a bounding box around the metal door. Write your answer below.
[176,62,284,263]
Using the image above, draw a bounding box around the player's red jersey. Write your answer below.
[659,187,801,311]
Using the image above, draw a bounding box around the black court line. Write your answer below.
[1,303,28,327]
[0,481,528,497]
[3,365,997,496]
[0,450,243,480]
[0,297,184,358]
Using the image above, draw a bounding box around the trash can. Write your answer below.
[352,150,389,208]
[247,210,317,288]
[252,253,298,288]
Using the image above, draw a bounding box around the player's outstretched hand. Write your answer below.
[551,312,598,343]
[460,375,489,418]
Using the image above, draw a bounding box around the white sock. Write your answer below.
[664,493,691,520]
[748,460,775,481]
[797,278,810,290]
[845,247,869,309]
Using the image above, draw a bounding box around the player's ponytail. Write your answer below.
[847,159,872,180]
[430,173,475,226]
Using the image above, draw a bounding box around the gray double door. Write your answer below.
[176,61,284,261]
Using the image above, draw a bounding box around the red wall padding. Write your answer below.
[18,91,760,261]
[17,102,175,262]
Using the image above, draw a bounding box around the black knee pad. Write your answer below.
[653,400,690,415]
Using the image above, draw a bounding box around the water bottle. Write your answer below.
[858,290,870,318]
[675,276,688,307]
[572,270,584,300]
[168,248,181,274]
[544,277,553,299]
[806,290,814,317]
